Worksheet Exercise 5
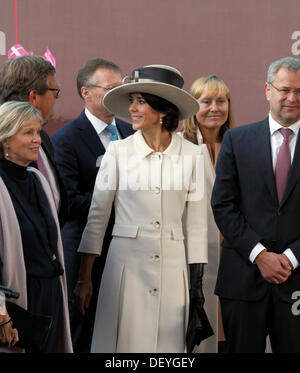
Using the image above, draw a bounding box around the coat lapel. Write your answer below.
[77,112,105,157]
[280,130,300,207]
[255,118,278,202]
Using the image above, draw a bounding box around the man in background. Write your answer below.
[0,55,68,227]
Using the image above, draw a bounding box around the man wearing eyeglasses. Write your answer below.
[211,56,300,353]
[51,58,134,352]
[0,55,68,228]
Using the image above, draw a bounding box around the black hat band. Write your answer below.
[131,67,184,89]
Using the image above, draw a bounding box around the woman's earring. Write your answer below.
[160,118,163,125]
[5,148,9,157]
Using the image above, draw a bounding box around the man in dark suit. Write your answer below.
[51,58,134,352]
[211,56,300,353]
[0,55,68,227]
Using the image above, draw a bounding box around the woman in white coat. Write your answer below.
[74,65,208,353]
[182,75,235,353]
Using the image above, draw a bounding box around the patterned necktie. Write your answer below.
[106,124,118,141]
[275,128,293,203]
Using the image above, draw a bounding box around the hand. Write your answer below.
[73,280,93,315]
[280,253,293,271]
[255,251,292,284]
[189,263,205,320]
[189,286,205,310]
[0,314,19,348]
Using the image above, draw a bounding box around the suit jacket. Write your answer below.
[211,117,300,303]
[51,111,134,293]
[37,130,69,227]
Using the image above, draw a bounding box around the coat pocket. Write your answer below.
[171,226,184,241]
[112,224,139,238]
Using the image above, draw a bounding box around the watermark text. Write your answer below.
[291,31,300,56]
[0,31,6,55]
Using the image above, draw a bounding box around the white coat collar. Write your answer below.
[133,130,182,161]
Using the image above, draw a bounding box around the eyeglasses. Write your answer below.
[88,84,116,92]
[268,82,300,97]
[47,87,60,98]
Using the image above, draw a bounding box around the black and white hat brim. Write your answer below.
[103,80,199,120]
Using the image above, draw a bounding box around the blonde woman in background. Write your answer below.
[182,75,234,353]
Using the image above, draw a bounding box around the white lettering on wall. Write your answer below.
[291,291,300,316]
[0,31,6,55]
[291,31,300,56]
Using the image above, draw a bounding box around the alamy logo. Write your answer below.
[0,31,6,55]
[291,31,300,56]
[291,291,300,316]
[96,150,205,202]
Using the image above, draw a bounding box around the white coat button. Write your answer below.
[151,255,160,262]
[149,288,159,296]
[152,221,160,229]
[154,186,160,194]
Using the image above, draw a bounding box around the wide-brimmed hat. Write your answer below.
[103,64,199,120]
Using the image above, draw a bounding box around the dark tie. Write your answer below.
[106,124,118,141]
[275,128,293,203]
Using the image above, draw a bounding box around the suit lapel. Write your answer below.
[280,130,300,207]
[40,130,55,165]
[255,118,278,202]
[77,112,105,157]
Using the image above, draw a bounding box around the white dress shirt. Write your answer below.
[249,113,300,269]
[85,108,120,150]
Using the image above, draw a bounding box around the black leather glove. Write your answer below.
[189,263,205,319]
[187,264,214,352]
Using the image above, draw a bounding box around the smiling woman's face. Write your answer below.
[128,93,163,131]
[196,85,229,132]
[2,117,42,167]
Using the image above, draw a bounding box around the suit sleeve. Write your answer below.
[211,130,262,261]
[52,134,92,219]
[78,142,118,256]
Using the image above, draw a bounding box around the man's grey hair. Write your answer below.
[76,58,121,99]
[267,56,300,83]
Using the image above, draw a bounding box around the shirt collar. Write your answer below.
[269,112,300,137]
[133,130,182,160]
[85,108,116,135]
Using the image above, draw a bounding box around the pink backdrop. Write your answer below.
[0,0,299,135]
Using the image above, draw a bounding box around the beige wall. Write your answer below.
[0,0,299,135]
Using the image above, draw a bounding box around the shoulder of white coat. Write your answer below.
[106,133,135,153]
